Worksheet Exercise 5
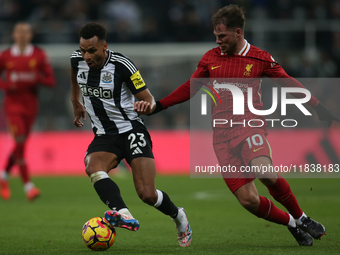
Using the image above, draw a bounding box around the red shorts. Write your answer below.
[6,112,36,137]
[213,129,272,193]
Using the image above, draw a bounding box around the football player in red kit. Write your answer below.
[0,22,55,201]
[135,5,339,246]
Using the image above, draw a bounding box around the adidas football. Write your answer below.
[81,217,116,251]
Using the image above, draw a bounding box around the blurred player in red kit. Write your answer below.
[0,22,56,201]
[135,5,339,246]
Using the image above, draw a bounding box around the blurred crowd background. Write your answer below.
[0,0,340,131]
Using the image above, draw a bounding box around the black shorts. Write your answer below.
[86,124,154,165]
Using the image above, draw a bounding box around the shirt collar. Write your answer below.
[238,39,250,56]
[220,39,250,56]
[10,44,34,56]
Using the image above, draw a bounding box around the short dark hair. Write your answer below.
[212,5,246,31]
[79,22,107,41]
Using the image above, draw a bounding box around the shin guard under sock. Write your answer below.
[154,190,178,218]
[91,172,127,211]
[267,176,303,219]
[253,196,290,225]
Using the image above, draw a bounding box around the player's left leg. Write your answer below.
[259,171,326,240]
[130,157,192,247]
[13,135,40,201]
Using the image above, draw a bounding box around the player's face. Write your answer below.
[12,23,33,47]
[214,24,239,54]
[79,36,108,69]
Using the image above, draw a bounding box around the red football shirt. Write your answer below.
[0,44,55,115]
[160,40,319,143]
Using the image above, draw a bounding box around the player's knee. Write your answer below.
[85,166,97,177]
[238,197,260,213]
[136,189,157,205]
[13,144,25,160]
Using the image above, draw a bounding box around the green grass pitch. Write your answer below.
[0,174,339,254]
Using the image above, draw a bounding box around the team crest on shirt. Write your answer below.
[29,59,37,68]
[6,61,14,69]
[244,64,253,76]
[102,72,113,83]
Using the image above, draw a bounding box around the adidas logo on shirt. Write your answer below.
[78,72,86,79]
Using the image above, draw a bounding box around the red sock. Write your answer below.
[5,153,15,173]
[253,196,290,225]
[13,142,30,184]
[19,164,30,183]
[267,176,303,219]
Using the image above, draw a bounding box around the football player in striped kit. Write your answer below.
[70,22,192,247]
[137,5,339,246]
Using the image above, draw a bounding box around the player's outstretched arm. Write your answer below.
[70,66,86,127]
[134,89,156,115]
[147,101,164,115]
[147,79,193,116]
[314,102,340,127]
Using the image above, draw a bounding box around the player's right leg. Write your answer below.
[85,137,140,231]
[0,169,11,200]
[262,176,326,240]
[4,113,40,201]
[0,149,14,200]
[129,156,192,247]
[0,116,19,200]
[233,181,313,246]
[297,216,326,240]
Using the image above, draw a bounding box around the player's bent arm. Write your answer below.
[134,89,156,115]
[70,66,86,127]
[314,102,340,127]
[278,76,340,126]
[0,54,8,90]
[39,51,56,87]
[0,76,7,91]
[265,62,339,126]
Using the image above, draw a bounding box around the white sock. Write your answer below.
[287,214,296,228]
[172,209,186,232]
[153,189,163,208]
[118,208,133,218]
[24,182,35,193]
[296,212,307,226]
[89,171,110,185]
[1,171,8,181]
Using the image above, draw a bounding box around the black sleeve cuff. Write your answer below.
[147,101,164,115]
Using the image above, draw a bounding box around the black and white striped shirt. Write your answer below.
[71,49,147,135]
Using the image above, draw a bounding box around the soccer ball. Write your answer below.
[81,217,116,251]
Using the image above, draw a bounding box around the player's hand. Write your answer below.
[314,102,340,127]
[134,100,154,115]
[73,102,86,127]
[147,101,164,115]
